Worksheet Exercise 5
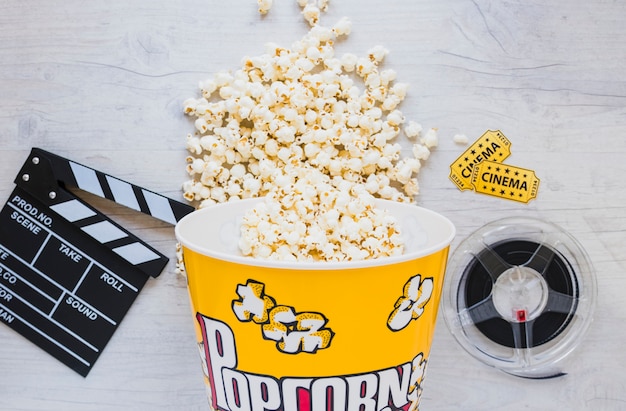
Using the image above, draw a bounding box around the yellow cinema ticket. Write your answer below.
[470,160,540,203]
[449,130,512,190]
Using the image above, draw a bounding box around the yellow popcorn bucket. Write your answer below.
[175,198,455,411]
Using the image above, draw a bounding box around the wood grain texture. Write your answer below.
[1,0,625,409]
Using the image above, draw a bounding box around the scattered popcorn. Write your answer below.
[332,17,352,36]
[302,3,321,26]
[317,0,329,12]
[368,45,389,63]
[404,121,423,139]
[257,0,273,14]
[340,53,358,72]
[175,243,186,276]
[297,0,329,13]
[386,110,405,126]
[421,128,439,149]
[183,1,441,262]
[412,143,430,161]
[453,133,469,145]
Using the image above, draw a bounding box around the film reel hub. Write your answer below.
[492,265,548,323]
[443,217,596,378]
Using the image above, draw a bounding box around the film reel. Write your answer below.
[442,217,596,378]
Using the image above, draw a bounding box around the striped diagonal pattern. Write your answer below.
[50,198,165,276]
[65,159,194,224]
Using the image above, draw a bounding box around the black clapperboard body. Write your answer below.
[0,148,194,376]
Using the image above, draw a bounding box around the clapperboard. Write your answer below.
[0,148,194,376]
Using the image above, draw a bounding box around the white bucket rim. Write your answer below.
[175,198,456,270]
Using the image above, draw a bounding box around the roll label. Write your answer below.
[471,160,540,203]
[449,130,512,190]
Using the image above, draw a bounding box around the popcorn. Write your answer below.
[386,110,405,126]
[332,17,352,36]
[368,45,389,63]
[379,69,397,86]
[404,121,423,139]
[239,167,404,262]
[421,128,439,148]
[390,82,409,99]
[257,0,272,14]
[317,0,329,12]
[453,133,469,145]
[183,1,441,262]
[302,3,321,26]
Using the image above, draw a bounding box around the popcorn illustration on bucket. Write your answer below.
[175,198,455,411]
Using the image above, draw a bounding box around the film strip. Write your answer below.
[0,148,195,376]
[442,217,596,378]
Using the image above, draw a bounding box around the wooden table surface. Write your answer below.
[1,1,625,409]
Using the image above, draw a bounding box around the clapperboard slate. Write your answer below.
[0,148,194,376]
